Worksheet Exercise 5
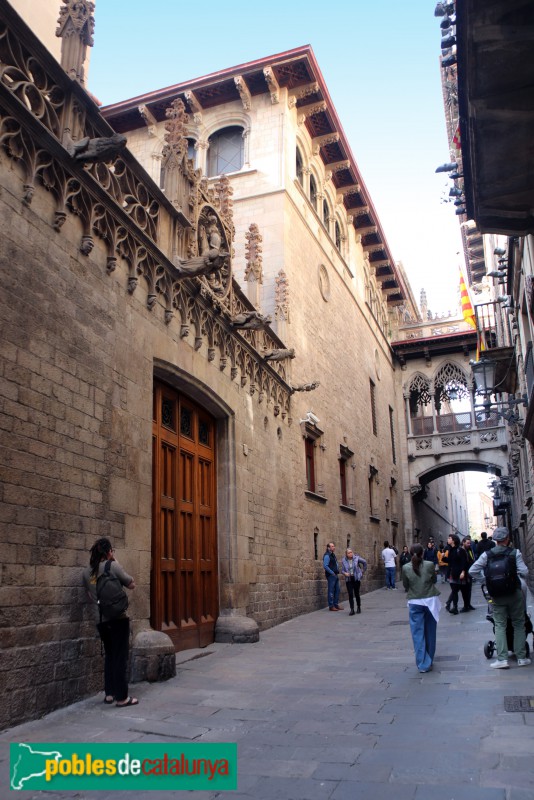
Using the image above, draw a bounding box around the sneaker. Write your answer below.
[517,658,531,667]
[490,660,509,669]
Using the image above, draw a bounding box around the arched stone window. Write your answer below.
[335,220,342,251]
[323,197,330,229]
[310,175,318,211]
[433,362,469,412]
[207,126,244,176]
[296,147,304,187]
[408,373,432,415]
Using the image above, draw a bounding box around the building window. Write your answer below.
[187,138,196,163]
[335,220,342,251]
[339,456,347,506]
[323,198,330,229]
[305,436,316,492]
[370,380,377,436]
[390,477,398,520]
[296,147,304,187]
[389,406,396,464]
[339,444,355,510]
[369,465,379,517]
[207,126,244,176]
[301,415,326,501]
[310,175,318,211]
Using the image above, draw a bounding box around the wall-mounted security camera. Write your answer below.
[306,411,320,425]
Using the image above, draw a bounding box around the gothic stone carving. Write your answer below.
[65,132,127,163]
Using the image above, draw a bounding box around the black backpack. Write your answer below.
[483,547,520,597]
[96,560,129,620]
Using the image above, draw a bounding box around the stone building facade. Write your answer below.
[0,2,416,728]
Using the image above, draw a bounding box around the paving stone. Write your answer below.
[2,587,534,799]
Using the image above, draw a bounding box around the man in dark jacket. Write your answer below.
[443,533,469,615]
[476,531,495,555]
[423,541,438,566]
[323,542,342,611]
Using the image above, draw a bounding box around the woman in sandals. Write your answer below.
[82,538,138,707]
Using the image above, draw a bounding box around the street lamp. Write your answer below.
[470,357,527,418]
[471,357,496,402]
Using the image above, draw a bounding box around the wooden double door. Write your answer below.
[151,381,218,650]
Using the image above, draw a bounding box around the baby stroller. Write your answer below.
[481,583,533,660]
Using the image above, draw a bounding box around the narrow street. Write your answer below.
[2,583,533,799]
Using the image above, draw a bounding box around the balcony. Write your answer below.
[409,412,507,460]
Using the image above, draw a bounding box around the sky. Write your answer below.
[87,0,465,316]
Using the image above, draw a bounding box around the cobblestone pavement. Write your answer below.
[1,583,534,799]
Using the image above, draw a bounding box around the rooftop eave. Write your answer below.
[457,0,534,236]
[101,45,407,302]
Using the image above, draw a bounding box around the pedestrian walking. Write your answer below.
[323,542,343,611]
[437,545,447,583]
[423,540,438,566]
[82,538,138,707]
[443,533,468,615]
[459,536,476,612]
[381,540,398,589]
[341,548,367,615]
[402,544,441,673]
[476,530,495,556]
[469,526,530,669]
[400,546,411,592]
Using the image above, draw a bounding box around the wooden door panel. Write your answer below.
[152,381,218,651]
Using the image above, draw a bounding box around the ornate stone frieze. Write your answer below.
[275,269,290,322]
[263,67,279,104]
[138,104,157,137]
[184,91,203,124]
[244,223,263,283]
[0,10,293,420]
[163,98,189,165]
[234,76,252,111]
[294,82,320,100]
[311,133,339,155]
[328,160,351,173]
[56,0,95,84]
[56,0,95,45]
[297,101,327,126]
[346,205,369,216]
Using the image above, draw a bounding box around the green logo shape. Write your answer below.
[10,742,237,791]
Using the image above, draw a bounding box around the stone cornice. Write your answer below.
[0,4,292,419]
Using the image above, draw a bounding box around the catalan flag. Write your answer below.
[459,268,476,330]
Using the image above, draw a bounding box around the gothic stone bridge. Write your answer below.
[393,325,509,494]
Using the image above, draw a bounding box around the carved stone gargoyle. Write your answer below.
[291,381,320,392]
[65,132,127,163]
[263,348,296,361]
[230,311,272,330]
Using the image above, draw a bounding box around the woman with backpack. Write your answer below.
[82,538,138,707]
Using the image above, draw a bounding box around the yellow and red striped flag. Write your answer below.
[459,268,476,330]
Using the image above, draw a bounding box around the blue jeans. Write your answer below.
[326,574,340,608]
[408,604,437,672]
[386,567,396,588]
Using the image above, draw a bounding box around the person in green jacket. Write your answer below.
[402,544,441,673]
